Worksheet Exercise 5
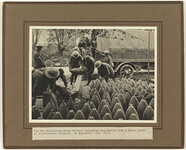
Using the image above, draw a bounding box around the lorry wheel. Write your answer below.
[119,64,134,78]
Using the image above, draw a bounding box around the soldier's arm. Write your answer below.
[79,56,83,66]
[61,74,68,88]
[103,65,110,79]
[69,56,73,69]
[109,56,114,67]
[58,68,68,87]
[97,50,105,56]
[106,65,111,75]
[82,57,86,67]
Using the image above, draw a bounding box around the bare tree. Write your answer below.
[45,29,110,55]
[32,29,42,51]
[47,29,84,55]
[91,29,105,41]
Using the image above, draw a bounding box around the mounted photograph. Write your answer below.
[30,26,157,123]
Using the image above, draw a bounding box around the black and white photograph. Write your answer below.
[30,26,157,123]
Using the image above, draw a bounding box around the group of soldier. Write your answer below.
[69,47,114,85]
[32,41,115,106]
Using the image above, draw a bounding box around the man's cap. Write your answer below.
[104,50,110,54]
[45,67,60,79]
[36,43,43,47]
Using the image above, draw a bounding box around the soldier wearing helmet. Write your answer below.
[69,50,82,85]
[95,61,114,81]
[73,46,80,52]
[82,51,95,85]
[102,50,114,68]
[78,39,87,49]
[32,67,70,106]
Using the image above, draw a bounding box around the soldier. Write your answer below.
[103,62,115,78]
[32,67,70,106]
[102,50,114,68]
[95,61,114,81]
[48,68,71,105]
[73,46,80,53]
[69,51,82,85]
[78,39,87,49]
[82,51,95,85]
[33,44,45,69]
[79,47,86,58]
[91,40,97,58]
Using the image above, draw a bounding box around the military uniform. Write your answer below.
[102,55,114,68]
[78,41,87,49]
[97,63,114,80]
[32,69,50,106]
[91,41,97,58]
[102,63,115,78]
[79,47,86,58]
[69,55,82,85]
[33,51,45,69]
[83,56,95,84]
[90,46,96,58]
[49,69,70,105]
[32,68,69,106]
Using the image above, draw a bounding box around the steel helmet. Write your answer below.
[73,46,79,51]
[45,60,54,67]
[95,61,102,68]
[45,67,60,79]
[104,50,109,54]
[72,50,80,58]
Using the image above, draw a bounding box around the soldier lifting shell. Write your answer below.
[82,51,95,85]
[95,61,114,81]
[102,50,114,68]
[69,51,82,85]
[32,67,70,106]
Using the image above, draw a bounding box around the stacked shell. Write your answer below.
[34,78,154,120]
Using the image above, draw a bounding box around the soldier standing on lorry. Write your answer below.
[33,44,45,69]
[82,51,95,85]
[95,61,114,81]
[102,50,114,68]
[69,51,82,85]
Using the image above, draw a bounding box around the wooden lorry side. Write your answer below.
[95,48,154,63]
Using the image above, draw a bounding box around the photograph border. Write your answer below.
[29,26,158,124]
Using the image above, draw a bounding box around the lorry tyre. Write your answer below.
[119,64,134,78]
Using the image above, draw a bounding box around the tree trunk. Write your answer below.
[58,44,65,55]
[91,29,97,41]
